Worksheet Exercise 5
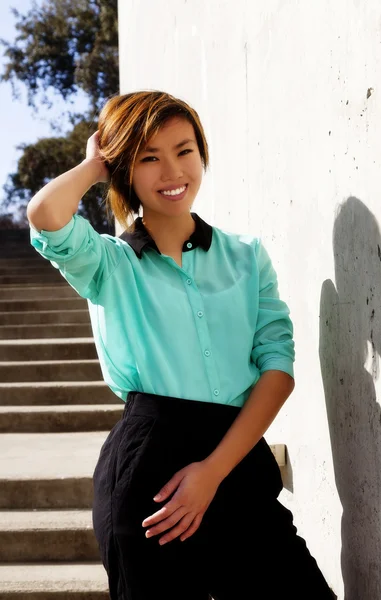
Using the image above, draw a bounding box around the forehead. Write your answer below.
[148,116,194,142]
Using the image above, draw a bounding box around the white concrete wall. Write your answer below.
[118,2,381,597]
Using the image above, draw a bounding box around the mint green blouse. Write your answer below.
[30,212,294,406]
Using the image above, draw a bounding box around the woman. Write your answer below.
[27,91,334,599]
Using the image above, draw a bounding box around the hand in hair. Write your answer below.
[85,130,111,183]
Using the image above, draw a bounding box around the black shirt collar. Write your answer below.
[119,212,213,259]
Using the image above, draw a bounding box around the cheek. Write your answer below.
[192,156,203,179]
[192,163,203,186]
[132,169,153,193]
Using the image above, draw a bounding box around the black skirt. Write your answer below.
[92,391,334,600]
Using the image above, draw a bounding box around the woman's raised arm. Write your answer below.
[27,131,109,232]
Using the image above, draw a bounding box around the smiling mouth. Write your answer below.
[158,184,188,198]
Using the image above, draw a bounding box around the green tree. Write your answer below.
[0,0,118,230]
[3,120,111,231]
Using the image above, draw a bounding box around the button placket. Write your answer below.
[182,273,221,403]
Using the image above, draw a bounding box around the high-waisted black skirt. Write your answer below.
[92,391,334,600]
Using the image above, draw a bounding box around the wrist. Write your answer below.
[202,455,231,485]
[81,157,105,185]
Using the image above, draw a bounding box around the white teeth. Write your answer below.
[161,185,186,196]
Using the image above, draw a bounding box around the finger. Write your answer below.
[145,507,186,538]
[142,500,179,528]
[153,470,184,502]
[180,514,203,542]
[158,513,196,546]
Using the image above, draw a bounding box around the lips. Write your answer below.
[158,184,188,201]
[158,184,188,193]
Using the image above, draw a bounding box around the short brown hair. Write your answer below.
[97,91,210,230]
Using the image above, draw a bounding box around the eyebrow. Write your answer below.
[142,138,196,153]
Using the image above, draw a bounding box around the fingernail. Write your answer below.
[159,539,166,545]
[153,494,161,501]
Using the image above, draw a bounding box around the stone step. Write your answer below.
[0,273,63,284]
[0,238,31,243]
[0,405,123,433]
[0,281,68,288]
[0,236,30,240]
[0,510,100,562]
[0,285,77,300]
[0,243,35,247]
[0,431,109,508]
[0,562,109,599]
[0,338,97,361]
[0,252,47,271]
[0,244,44,251]
[0,238,33,244]
[0,235,33,240]
[0,236,31,242]
[0,309,90,325]
[0,298,86,312]
[0,432,286,510]
[0,359,102,382]
[0,265,55,275]
[0,250,39,258]
[0,381,117,405]
[0,477,95,509]
[0,323,92,339]
[0,229,30,238]
[0,237,37,241]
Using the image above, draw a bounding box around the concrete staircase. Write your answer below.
[0,229,123,599]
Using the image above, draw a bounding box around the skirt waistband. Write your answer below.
[124,391,241,422]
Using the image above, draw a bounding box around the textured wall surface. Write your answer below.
[118,2,381,597]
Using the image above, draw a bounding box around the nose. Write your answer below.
[160,156,183,182]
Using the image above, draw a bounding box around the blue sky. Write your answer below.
[0,0,90,214]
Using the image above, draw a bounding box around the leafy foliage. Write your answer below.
[1,0,118,114]
[0,0,118,230]
[3,120,112,230]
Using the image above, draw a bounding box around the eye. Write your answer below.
[141,156,158,162]
[140,149,193,162]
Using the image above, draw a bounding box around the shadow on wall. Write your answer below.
[319,197,381,600]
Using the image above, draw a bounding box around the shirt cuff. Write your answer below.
[30,216,75,249]
[258,357,295,379]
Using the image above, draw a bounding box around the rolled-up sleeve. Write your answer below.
[29,214,122,301]
[251,239,295,379]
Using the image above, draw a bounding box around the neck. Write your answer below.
[142,210,195,252]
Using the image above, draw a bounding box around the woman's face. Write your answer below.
[132,116,203,219]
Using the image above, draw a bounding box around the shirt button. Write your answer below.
[186,279,192,285]
[186,242,192,249]
[213,389,220,396]
[204,350,211,357]
[197,311,204,318]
